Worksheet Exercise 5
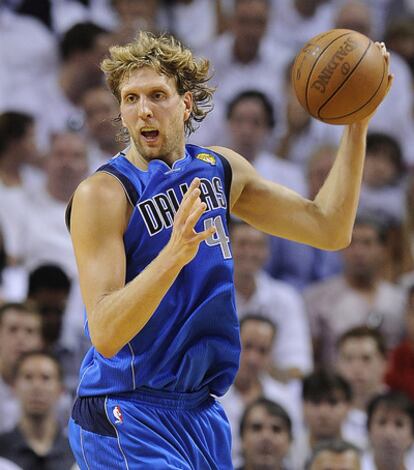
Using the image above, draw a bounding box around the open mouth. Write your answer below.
[141,129,159,142]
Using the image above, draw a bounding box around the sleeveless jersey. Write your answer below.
[74,144,241,397]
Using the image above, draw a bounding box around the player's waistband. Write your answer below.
[110,386,212,410]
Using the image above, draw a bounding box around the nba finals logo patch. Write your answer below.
[113,406,123,424]
[196,153,216,165]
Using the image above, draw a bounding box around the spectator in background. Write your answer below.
[194,0,291,146]
[385,16,414,80]
[269,0,336,52]
[110,0,165,45]
[397,170,414,284]
[0,7,58,140]
[359,132,406,224]
[273,59,342,168]
[231,220,313,380]
[0,111,43,192]
[226,89,306,195]
[34,22,109,148]
[385,284,414,401]
[294,370,352,469]
[333,0,414,167]
[306,439,361,470]
[336,327,388,450]
[27,264,86,398]
[80,84,123,171]
[0,111,44,296]
[266,144,343,290]
[237,397,292,470]
[3,131,88,279]
[305,213,405,365]
[220,315,299,466]
[0,351,75,470]
[362,391,414,469]
[163,0,222,51]
[0,303,43,433]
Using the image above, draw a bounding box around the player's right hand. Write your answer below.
[165,178,216,266]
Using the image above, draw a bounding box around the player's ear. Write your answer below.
[183,92,193,121]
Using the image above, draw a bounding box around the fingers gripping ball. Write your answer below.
[291,29,388,124]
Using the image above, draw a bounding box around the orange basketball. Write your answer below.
[291,29,388,125]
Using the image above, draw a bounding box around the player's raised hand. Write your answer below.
[166,178,216,266]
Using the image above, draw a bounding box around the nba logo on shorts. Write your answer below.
[113,406,123,424]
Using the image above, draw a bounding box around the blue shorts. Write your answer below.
[68,387,233,469]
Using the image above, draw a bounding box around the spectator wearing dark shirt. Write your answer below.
[0,351,75,470]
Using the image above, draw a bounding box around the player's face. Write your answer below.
[309,450,361,470]
[369,405,414,463]
[119,67,192,165]
[337,337,385,398]
[242,405,291,469]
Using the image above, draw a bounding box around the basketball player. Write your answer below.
[67,32,392,469]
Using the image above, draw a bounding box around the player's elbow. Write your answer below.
[90,329,119,358]
[322,230,351,251]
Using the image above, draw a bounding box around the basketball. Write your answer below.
[291,29,388,125]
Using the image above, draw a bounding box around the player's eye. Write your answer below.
[125,94,137,103]
[153,92,165,101]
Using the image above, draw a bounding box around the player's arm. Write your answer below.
[70,175,214,358]
[209,120,370,250]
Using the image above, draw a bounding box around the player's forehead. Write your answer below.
[119,66,177,96]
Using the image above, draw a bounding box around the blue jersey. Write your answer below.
[73,144,240,398]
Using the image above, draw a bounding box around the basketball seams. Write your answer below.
[321,50,386,123]
[303,32,352,115]
[317,39,372,120]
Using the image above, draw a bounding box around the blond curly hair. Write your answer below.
[101,31,215,135]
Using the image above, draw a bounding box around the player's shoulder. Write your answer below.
[74,171,126,205]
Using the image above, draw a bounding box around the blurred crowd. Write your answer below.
[1,0,414,469]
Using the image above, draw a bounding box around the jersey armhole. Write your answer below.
[211,151,233,225]
[65,164,139,232]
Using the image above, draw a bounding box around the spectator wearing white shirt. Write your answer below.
[359,132,406,225]
[3,131,88,279]
[226,89,306,195]
[220,315,299,467]
[0,8,58,144]
[333,0,414,167]
[80,84,123,172]
[231,220,313,380]
[305,213,405,366]
[269,0,336,52]
[164,0,221,52]
[193,0,291,147]
[274,60,342,168]
[362,391,414,470]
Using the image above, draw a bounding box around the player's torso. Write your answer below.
[78,144,240,397]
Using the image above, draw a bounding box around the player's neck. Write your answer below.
[126,143,186,170]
